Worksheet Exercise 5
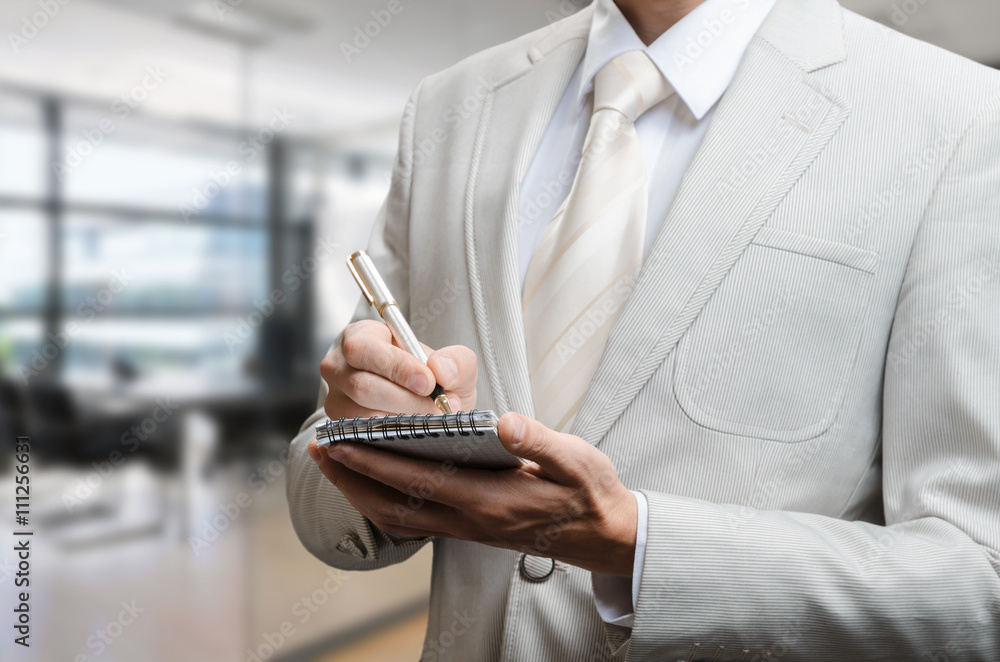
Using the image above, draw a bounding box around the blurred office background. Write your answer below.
[0,0,997,660]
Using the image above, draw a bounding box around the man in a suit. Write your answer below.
[287,0,1000,658]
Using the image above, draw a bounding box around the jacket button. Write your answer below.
[335,533,367,559]
[519,554,555,582]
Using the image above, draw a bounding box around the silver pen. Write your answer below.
[347,250,453,414]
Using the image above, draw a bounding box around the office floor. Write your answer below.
[320,609,428,662]
[0,442,434,662]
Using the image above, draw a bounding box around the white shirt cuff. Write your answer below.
[591,490,648,627]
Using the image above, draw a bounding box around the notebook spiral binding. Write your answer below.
[317,410,489,445]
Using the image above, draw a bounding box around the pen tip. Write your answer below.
[435,393,453,414]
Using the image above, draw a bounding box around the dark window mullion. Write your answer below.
[42,96,63,378]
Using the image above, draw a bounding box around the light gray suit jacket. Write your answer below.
[287,0,1000,659]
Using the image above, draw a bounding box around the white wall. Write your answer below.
[840,0,1000,65]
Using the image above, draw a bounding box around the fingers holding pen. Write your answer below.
[343,321,436,394]
[320,321,443,417]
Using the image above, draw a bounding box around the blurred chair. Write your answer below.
[22,380,179,467]
[0,378,28,434]
[0,378,29,472]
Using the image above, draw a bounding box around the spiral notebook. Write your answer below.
[315,410,522,470]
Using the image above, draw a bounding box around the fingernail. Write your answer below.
[329,447,347,463]
[439,357,458,383]
[509,416,525,444]
[409,373,428,394]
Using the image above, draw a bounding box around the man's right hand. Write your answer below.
[319,319,478,420]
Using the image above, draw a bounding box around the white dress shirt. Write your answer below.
[517,0,778,626]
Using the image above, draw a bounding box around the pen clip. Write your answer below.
[347,254,375,307]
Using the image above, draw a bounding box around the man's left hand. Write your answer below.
[306,412,637,576]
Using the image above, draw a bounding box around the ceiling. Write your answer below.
[0,0,578,148]
[1,0,996,152]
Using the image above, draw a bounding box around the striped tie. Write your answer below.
[522,51,672,431]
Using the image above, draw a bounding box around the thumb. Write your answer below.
[498,412,587,485]
[427,345,478,409]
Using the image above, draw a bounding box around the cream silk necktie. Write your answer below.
[522,50,672,431]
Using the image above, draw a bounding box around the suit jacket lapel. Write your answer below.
[465,10,591,417]
[572,0,850,445]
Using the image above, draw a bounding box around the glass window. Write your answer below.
[314,153,391,345]
[0,93,47,199]
[60,317,259,389]
[0,92,309,392]
[0,210,49,312]
[0,318,44,382]
[63,215,267,315]
[61,109,266,221]
[286,143,324,225]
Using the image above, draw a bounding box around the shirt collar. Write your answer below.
[578,0,779,120]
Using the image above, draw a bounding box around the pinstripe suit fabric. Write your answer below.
[286,0,1000,659]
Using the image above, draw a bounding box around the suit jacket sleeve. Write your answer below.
[624,94,1000,659]
[286,81,432,572]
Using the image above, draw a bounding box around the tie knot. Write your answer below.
[593,51,672,123]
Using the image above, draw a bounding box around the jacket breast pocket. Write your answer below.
[673,227,878,442]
